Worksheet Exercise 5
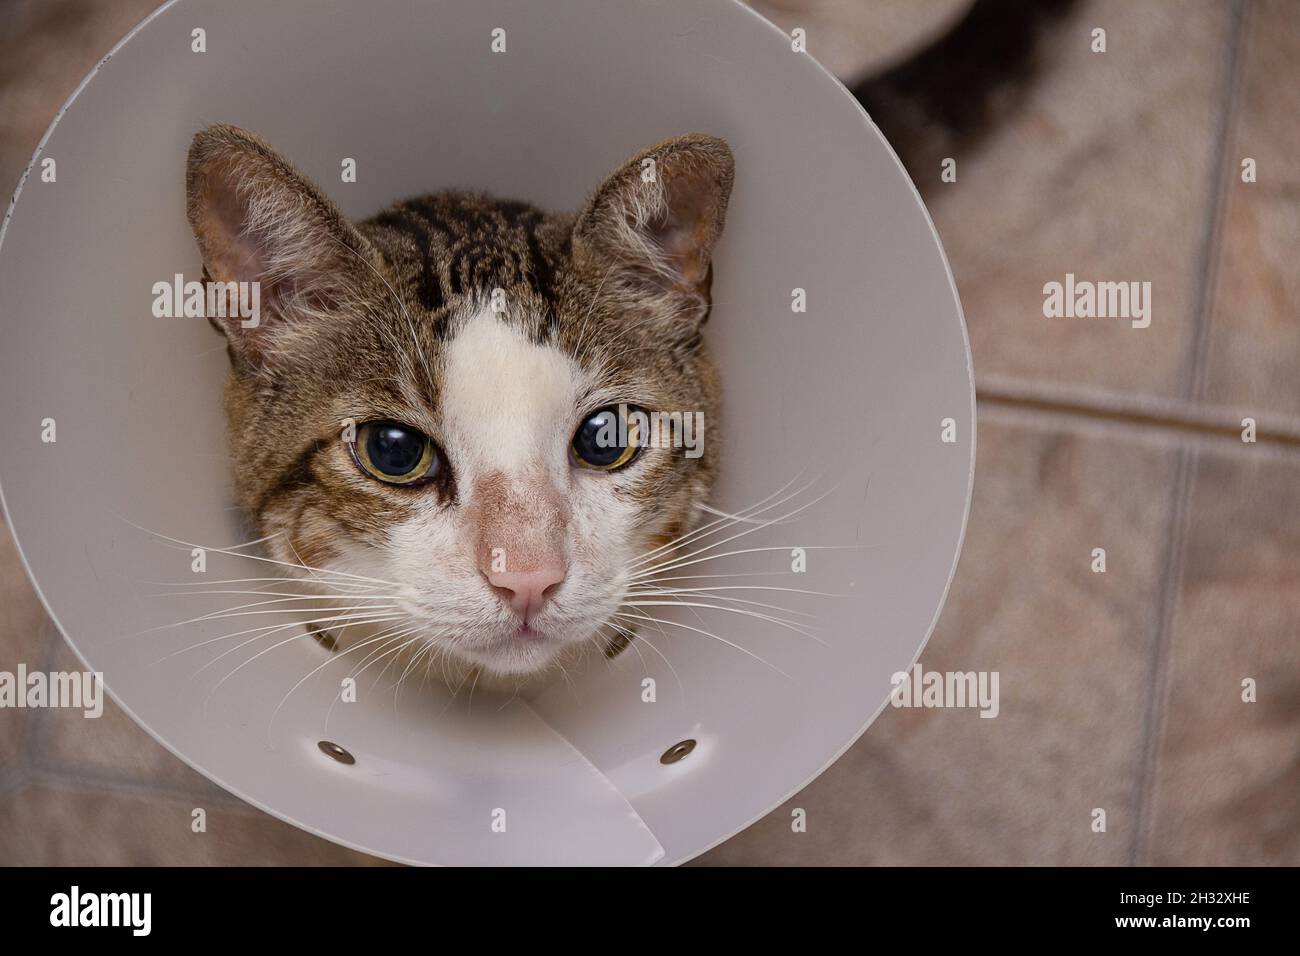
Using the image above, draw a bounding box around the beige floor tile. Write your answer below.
[926,0,1232,403]
[0,781,393,865]
[1201,1,1300,426]
[1144,450,1300,865]
[698,418,1175,864]
[0,521,55,769]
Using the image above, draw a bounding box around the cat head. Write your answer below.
[186,124,734,677]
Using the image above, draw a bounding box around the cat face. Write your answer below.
[186,125,733,677]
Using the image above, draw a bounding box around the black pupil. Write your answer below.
[574,409,626,467]
[367,425,426,477]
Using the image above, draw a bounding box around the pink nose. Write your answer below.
[485,565,565,623]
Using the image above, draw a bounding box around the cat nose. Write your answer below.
[485,565,566,623]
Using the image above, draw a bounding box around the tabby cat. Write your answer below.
[185,124,733,680]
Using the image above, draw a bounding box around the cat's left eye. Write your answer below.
[572,406,643,471]
[351,421,440,485]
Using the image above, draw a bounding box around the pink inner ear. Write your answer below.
[652,214,712,289]
[644,166,723,293]
[189,168,311,365]
[200,181,271,285]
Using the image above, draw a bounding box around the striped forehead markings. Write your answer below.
[363,193,566,335]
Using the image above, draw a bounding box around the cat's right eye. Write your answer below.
[351,421,440,485]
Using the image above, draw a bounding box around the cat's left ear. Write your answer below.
[572,134,735,333]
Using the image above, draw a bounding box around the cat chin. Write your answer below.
[459,646,563,678]
[449,628,583,679]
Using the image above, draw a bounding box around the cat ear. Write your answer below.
[185,123,376,368]
[572,134,735,333]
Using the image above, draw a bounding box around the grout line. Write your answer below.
[977,387,1300,450]
[27,761,243,807]
[18,617,63,768]
[1130,446,1198,866]
[1130,0,1252,867]
[1182,0,1253,404]
[20,621,237,809]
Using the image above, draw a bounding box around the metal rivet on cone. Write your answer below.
[660,739,696,765]
[318,740,355,765]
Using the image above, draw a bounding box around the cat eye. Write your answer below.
[571,406,643,471]
[351,421,440,485]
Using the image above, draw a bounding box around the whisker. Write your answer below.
[628,592,822,632]
[621,599,823,644]
[629,471,813,571]
[140,602,402,637]
[158,609,403,666]
[629,584,830,613]
[631,570,803,584]
[322,629,427,731]
[631,483,838,580]
[614,609,791,679]
[270,621,427,740]
[633,544,862,581]
[695,502,795,526]
[203,615,406,714]
[118,516,404,588]
[147,588,402,604]
[604,619,687,701]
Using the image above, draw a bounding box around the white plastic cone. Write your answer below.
[0,0,973,865]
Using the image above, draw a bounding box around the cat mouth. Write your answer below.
[478,622,563,650]
[415,611,602,674]
[459,623,576,676]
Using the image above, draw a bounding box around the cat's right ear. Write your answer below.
[186,124,376,369]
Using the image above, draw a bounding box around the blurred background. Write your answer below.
[0,0,1295,865]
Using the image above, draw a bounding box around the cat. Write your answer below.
[185,124,733,683]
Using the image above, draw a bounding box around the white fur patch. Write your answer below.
[440,308,581,481]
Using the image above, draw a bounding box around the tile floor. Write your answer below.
[0,0,1295,865]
